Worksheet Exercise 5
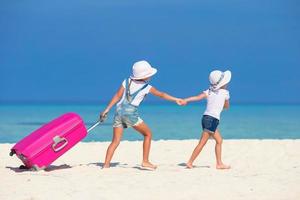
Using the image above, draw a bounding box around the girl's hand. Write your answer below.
[176,99,187,106]
[99,109,109,122]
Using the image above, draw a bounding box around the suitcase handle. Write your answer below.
[52,136,68,152]
[87,114,107,133]
[87,121,101,133]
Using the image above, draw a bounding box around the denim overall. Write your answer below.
[113,79,149,128]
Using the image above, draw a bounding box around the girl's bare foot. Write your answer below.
[186,162,193,169]
[102,164,110,169]
[216,164,231,169]
[141,161,157,170]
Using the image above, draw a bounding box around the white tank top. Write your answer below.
[117,78,152,107]
[203,89,230,120]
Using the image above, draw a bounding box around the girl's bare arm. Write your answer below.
[184,92,207,103]
[150,87,181,103]
[224,100,230,109]
[101,85,124,115]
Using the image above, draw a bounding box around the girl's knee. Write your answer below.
[216,138,223,145]
[143,131,152,138]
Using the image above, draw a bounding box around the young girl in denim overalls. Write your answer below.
[100,60,184,170]
[183,70,232,169]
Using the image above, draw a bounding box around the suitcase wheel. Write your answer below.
[9,150,15,157]
[19,165,30,170]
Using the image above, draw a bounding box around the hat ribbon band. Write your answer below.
[212,72,225,86]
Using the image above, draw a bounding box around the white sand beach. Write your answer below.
[1,140,300,200]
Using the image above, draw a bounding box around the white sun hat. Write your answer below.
[130,60,157,80]
[209,70,232,90]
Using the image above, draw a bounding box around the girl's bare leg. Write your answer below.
[133,122,157,169]
[186,131,210,168]
[212,129,230,169]
[103,127,124,168]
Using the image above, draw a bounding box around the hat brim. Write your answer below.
[215,70,231,89]
[130,68,157,80]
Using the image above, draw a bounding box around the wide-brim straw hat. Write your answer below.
[130,60,157,80]
[209,70,232,90]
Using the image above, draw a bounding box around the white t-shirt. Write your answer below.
[117,78,152,107]
[203,89,230,120]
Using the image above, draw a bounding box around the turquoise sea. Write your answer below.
[0,104,300,143]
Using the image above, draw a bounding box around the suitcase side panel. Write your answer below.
[29,125,87,168]
[12,113,74,153]
[11,113,87,168]
[23,116,83,158]
[13,113,82,156]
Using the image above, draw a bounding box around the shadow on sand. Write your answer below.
[6,162,155,172]
[88,162,152,171]
[132,166,156,171]
[6,164,72,173]
[86,162,122,168]
[177,163,210,169]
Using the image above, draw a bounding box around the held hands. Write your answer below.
[176,98,187,106]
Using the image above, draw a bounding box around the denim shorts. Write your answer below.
[202,115,219,134]
[113,104,143,128]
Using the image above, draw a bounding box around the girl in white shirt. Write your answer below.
[100,60,184,170]
[183,70,231,169]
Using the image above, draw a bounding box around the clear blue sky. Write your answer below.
[1,0,299,104]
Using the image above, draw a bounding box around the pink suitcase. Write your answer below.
[10,112,101,171]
